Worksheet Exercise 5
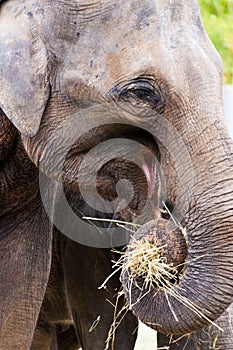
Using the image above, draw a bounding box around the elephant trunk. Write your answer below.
[121,126,233,335]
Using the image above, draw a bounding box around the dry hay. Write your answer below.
[116,236,182,291]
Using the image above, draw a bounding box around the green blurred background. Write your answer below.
[198,0,233,84]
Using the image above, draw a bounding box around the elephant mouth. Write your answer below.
[60,124,166,225]
[25,119,166,224]
[28,118,181,233]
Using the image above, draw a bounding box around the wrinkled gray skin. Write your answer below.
[158,304,233,349]
[1,0,233,349]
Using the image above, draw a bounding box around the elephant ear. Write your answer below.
[0,5,50,137]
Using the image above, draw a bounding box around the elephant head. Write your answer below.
[1,0,233,337]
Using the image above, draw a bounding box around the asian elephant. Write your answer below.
[1,0,233,349]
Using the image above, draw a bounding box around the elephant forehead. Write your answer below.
[1,0,221,106]
[53,0,199,22]
[48,0,201,41]
[51,0,206,94]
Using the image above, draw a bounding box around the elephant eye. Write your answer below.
[119,80,164,112]
[125,88,154,102]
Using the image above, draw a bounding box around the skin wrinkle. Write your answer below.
[188,212,233,234]
[205,156,233,171]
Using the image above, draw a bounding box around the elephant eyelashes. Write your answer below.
[123,88,156,104]
[117,79,165,112]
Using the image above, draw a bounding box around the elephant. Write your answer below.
[1,0,233,349]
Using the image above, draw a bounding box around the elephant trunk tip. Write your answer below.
[120,218,188,322]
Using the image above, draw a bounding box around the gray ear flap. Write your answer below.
[0,7,50,137]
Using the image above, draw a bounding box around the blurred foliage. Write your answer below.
[198,0,233,83]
